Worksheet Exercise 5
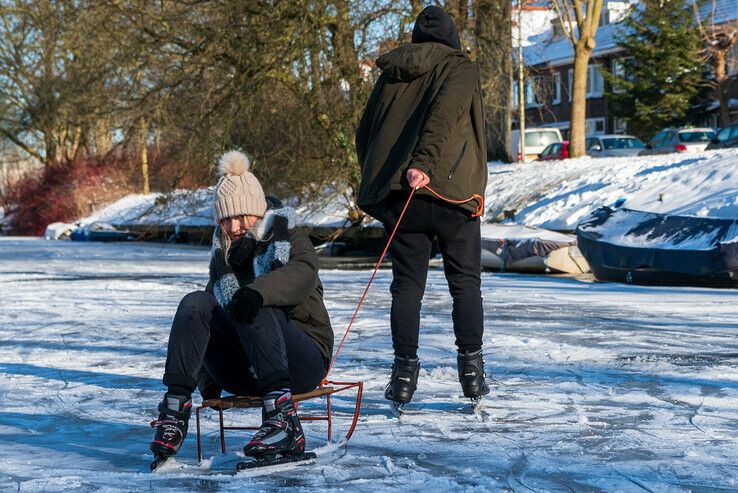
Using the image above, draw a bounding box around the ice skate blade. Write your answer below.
[150,455,172,472]
[236,452,317,474]
[471,396,484,414]
[390,401,407,417]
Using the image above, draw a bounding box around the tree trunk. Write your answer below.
[714,50,730,127]
[569,44,592,158]
[44,132,57,167]
[474,0,513,162]
[68,126,82,161]
[140,116,150,195]
[93,119,114,155]
[445,0,470,35]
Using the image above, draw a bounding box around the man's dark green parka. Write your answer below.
[355,42,487,215]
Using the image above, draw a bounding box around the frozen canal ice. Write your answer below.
[0,238,737,491]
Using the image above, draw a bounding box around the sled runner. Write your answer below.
[194,381,363,463]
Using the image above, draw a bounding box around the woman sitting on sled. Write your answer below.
[149,150,333,469]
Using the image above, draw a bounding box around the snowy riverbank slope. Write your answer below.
[1,238,737,491]
[484,148,738,229]
[69,149,738,231]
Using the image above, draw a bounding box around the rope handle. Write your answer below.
[424,186,485,217]
[322,184,484,383]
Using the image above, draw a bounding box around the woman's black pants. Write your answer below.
[161,291,328,398]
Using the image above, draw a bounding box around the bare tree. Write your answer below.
[473,0,513,161]
[551,0,605,157]
[0,1,125,165]
[693,0,738,126]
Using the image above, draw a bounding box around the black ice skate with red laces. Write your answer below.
[149,393,192,471]
[237,390,316,471]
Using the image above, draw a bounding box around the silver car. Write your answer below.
[638,127,716,155]
[586,134,646,157]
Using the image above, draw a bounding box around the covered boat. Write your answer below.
[576,207,738,287]
[70,222,135,242]
[480,224,590,274]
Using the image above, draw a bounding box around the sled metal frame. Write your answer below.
[194,380,363,463]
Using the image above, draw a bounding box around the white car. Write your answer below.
[585,134,646,157]
[638,127,716,155]
[510,128,563,162]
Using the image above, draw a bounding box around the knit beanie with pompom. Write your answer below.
[213,150,267,223]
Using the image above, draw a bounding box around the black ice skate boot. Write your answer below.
[457,350,490,409]
[149,393,192,470]
[384,355,420,412]
[243,389,306,460]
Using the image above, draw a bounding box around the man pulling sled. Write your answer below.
[355,6,491,413]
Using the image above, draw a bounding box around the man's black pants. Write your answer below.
[381,193,484,358]
[162,291,327,398]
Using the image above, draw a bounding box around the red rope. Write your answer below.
[322,184,484,383]
[424,186,485,217]
[322,188,416,383]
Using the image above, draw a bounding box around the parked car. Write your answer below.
[511,127,563,162]
[537,141,569,161]
[638,127,716,155]
[585,134,645,157]
[706,122,738,150]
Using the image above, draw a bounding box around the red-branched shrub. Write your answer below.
[3,145,212,236]
[3,153,135,236]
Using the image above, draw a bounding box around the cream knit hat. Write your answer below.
[213,150,267,223]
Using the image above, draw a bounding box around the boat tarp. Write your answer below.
[576,207,738,278]
[481,236,576,264]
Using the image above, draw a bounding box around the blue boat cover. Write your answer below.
[576,207,738,285]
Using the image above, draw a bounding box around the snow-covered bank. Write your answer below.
[1,238,737,491]
[73,188,366,230]
[485,149,738,229]
[47,149,738,235]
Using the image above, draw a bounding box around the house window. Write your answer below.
[568,66,604,100]
[727,42,738,77]
[512,82,519,109]
[525,76,543,108]
[611,57,634,93]
[705,113,719,129]
[586,118,606,135]
[613,118,628,134]
[552,72,561,104]
[611,59,626,93]
[552,18,568,38]
[587,65,604,98]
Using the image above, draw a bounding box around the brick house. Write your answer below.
[515,0,738,140]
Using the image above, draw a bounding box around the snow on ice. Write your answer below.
[1,238,737,491]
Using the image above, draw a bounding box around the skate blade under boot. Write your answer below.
[471,396,485,414]
[236,451,317,473]
[390,401,406,417]
[150,454,175,472]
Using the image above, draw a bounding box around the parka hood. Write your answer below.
[376,43,457,82]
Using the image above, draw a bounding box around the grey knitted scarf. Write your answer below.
[209,205,296,309]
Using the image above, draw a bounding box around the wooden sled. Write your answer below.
[194,380,363,463]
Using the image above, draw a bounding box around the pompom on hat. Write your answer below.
[213,150,267,223]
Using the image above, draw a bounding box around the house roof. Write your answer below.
[523,0,738,68]
[522,21,629,67]
[696,0,738,27]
